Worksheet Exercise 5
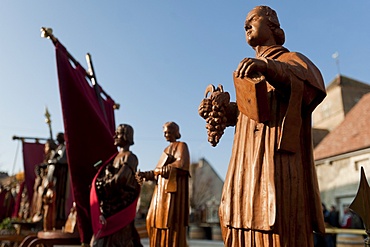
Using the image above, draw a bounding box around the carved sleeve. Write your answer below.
[262,57,292,91]
[225,102,238,127]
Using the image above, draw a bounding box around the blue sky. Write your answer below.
[1,1,370,179]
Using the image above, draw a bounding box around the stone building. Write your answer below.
[313,75,370,131]
[312,75,370,148]
[313,75,370,219]
[189,158,223,224]
[189,158,224,240]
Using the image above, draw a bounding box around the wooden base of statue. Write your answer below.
[19,203,79,247]
[233,72,270,123]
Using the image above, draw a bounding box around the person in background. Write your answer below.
[328,205,340,246]
[341,207,353,228]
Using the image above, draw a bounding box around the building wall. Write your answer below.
[316,151,370,218]
[190,158,223,208]
[341,85,369,114]
[312,85,344,131]
[189,158,224,224]
[313,76,370,132]
[312,128,329,148]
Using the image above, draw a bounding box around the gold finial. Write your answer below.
[44,106,53,140]
[113,103,120,110]
[40,27,53,39]
[45,106,51,125]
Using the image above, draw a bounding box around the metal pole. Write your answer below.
[45,106,53,141]
[41,27,81,68]
[12,135,49,142]
[86,53,107,120]
[41,27,120,111]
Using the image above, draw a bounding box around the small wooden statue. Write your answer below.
[30,139,57,227]
[47,133,68,229]
[90,124,142,247]
[136,122,190,247]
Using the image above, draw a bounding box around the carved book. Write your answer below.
[233,72,270,123]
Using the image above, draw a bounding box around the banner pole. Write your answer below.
[40,27,119,112]
[86,53,107,120]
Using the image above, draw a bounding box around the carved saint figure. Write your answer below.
[90,124,142,247]
[199,6,326,246]
[46,132,69,229]
[30,139,57,224]
[136,122,190,247]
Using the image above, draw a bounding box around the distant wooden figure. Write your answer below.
[30,139,57,224]
[198,5,326,247]
[47,133,68,229]
[90,124,142,247]
[136,122,190,247]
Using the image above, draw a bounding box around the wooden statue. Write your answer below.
[136,122,190,247]
[30,139,56,224]
[90,124,142,247]
[42,174,56,231]
[30,164,47,223]
[47,132,69,229]
[198,6,326,246]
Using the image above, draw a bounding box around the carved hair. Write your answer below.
[256,5,285,45]
[117,124,134,145]
[56,132,65,144]
[163,121,181,139]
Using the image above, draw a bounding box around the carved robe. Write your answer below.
[91,151,142,247]
[219,45,326,247]
[147,141,190,247]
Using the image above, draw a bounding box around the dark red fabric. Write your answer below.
[55,42,117,244]
[0,190,6,220]
[90,153,140,238]
[0,189,15,221]
[103,96,116,136]
[12,181,25,218]
[22,142,45,206]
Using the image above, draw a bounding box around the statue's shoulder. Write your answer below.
[175,141,189,149]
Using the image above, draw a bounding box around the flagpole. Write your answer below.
[44,106,53,141]
[12,136,49,142]
[86,53,107,120]
[40,27,120,111]
[41,27,81,68]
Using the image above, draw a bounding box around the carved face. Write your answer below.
[244,7,275,48]
[113,125,127,147]
[163,126,176,142]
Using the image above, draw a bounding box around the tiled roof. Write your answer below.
[314,92,370,160]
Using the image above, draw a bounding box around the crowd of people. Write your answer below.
[314,203,365,247]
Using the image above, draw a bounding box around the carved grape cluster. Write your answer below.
[202,84,230,147]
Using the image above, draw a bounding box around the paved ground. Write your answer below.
[140,238,224,247]
[16,233,223,247]
[50,238,224,247]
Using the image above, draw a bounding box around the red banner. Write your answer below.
[22,141,45,206]
[56,41,117,244]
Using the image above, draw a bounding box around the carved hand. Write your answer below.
[135,170,155,183]
[154,168,161,177]
[235,57,267,78]
[135,171,144,185]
